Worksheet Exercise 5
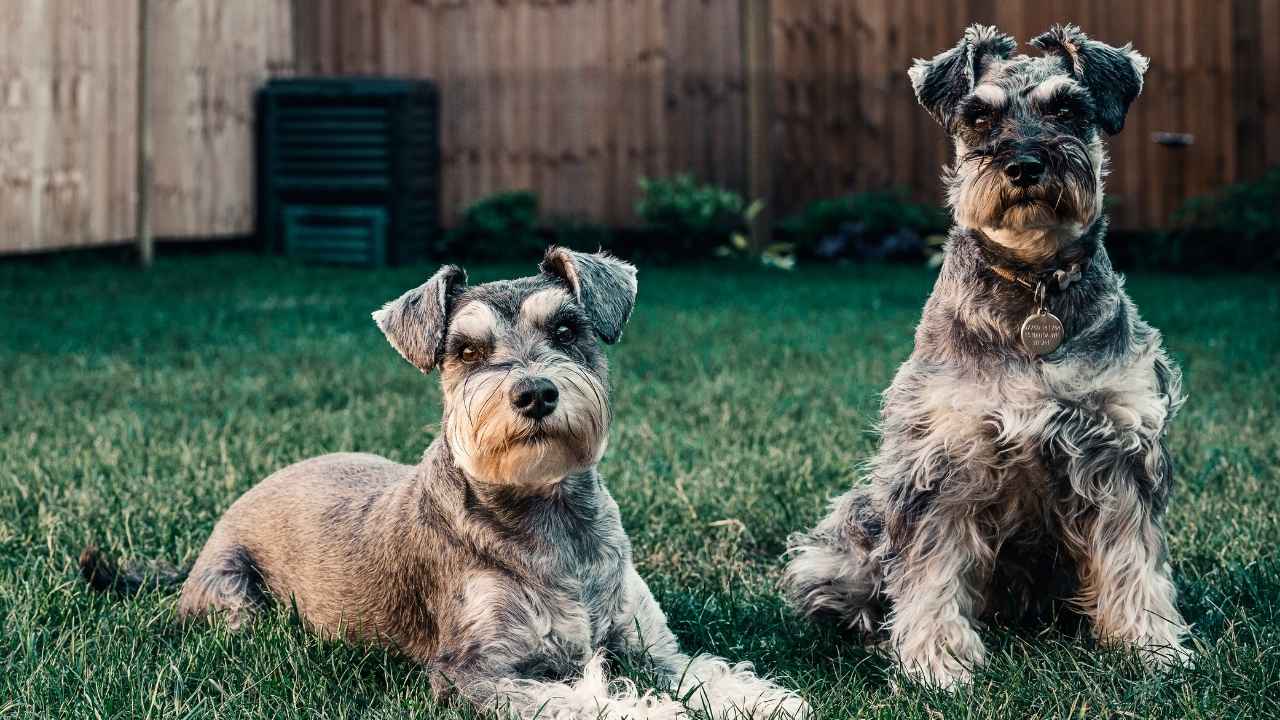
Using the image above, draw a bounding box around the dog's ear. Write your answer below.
[372,265,467,373]
[1031,24,1148,135]
[909,23,1017,129]
[540,247,637,344]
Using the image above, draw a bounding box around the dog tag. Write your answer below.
[1021,310,1064,356]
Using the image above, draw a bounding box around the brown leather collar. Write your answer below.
[976,223,1099,295]
[989,261,1087,293]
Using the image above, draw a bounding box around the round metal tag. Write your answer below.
[1021,311,1065,356]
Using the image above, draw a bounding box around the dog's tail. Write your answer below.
[79,544,187,595]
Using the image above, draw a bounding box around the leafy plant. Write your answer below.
[549,216,614,254]
[1175,166,1280,237]
[440,190,542,261]
[635,175,753,262]
[781,189,949,262]
[1167,167,1280,269]
[713,202,796,270]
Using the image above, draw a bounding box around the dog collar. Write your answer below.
[988,261,1086,294]
[981,244,1092,357]
[990,264,1079,356]
[976,223,1096,296]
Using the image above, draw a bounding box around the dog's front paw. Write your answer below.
[1096,619,1194,674]
[898,654,974,691]
[895,636,986,691]
[676,655,811,719]
[1137,637,1195,673]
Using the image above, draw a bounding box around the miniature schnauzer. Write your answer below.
[83,248,808,719]
[784,24,1191,688]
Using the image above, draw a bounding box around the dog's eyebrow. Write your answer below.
[972,83,1008,108]
[1028,76,1083,104]
[518,288,573,328]
[449,301,500,340]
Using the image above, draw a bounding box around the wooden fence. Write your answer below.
[0,0,293,253]
[765,0,1262,229]
[3,0,1278,253]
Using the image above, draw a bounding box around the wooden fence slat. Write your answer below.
[1263,0,1280,170]
[643,0,669,193]
[1232,0,1264,182]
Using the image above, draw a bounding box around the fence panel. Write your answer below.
[3,0,1278,253]
[0,0,137,252]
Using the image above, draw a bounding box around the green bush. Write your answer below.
[780,189,949,261]
[1168,167,1280,269]
[440,190,542,261]
[549,216,614,254]
[1176,166,1280,237]
[635,175,752,262]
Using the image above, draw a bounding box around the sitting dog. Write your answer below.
[83,248,808,719]
[784,25,1190,688]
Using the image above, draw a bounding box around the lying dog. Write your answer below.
[83,248,808,719]
[784,25,1191,688]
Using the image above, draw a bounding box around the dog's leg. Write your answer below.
[783,488,884,636]
[426,571,688,720]
[432,655,689,720]
[1050,379,1192,669]
[883,507,989,689]
[1060,486,1190,668]
[612,568,811,719]
[177,543,269,630]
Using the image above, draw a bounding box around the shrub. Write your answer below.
[1167,167,1280,269]
[549,216,614,254]
[440,190,542,261]
[635,175,753,262]
[781,190,950,262]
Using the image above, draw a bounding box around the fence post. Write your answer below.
[136,0,153,268]
[1232,0,1266,180]
[742,0,773,252]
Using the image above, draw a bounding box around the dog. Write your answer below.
[82,248,808,719]
[783,24,1191,688]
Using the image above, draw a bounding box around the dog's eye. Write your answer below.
[1054,106,1074,121]
[971,113,991,130]
[552,325,576,345]
[459,346,482,364]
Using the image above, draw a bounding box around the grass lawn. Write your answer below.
[1,252,1278,719]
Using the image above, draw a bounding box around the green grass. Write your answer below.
[1,253,1278,719]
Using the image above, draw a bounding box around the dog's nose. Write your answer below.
[1003,155,1045,188]
[510,377,559,419]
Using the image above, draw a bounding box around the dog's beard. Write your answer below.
[443,361,609,489]
[948,136,1103,252]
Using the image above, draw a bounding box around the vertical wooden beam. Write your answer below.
[742,0,773,251]
[136,0,153,267]
[291,0,315,75]
[1231,0,1265,181]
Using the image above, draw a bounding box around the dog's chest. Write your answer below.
[906,353,1163,469]
[524,564,627,663]
[450,539,628,677]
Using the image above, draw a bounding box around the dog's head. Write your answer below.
[373,247,636,490]
[910,24,1148,257]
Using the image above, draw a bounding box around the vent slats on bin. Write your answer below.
[257,78,440,267]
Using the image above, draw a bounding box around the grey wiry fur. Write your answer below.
[908,24,1018,129]
[372,264,466,372]
[786,24,1189,689]
[1031,24,1149,135]
[87,247,807,719]
[541,247,638,345]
